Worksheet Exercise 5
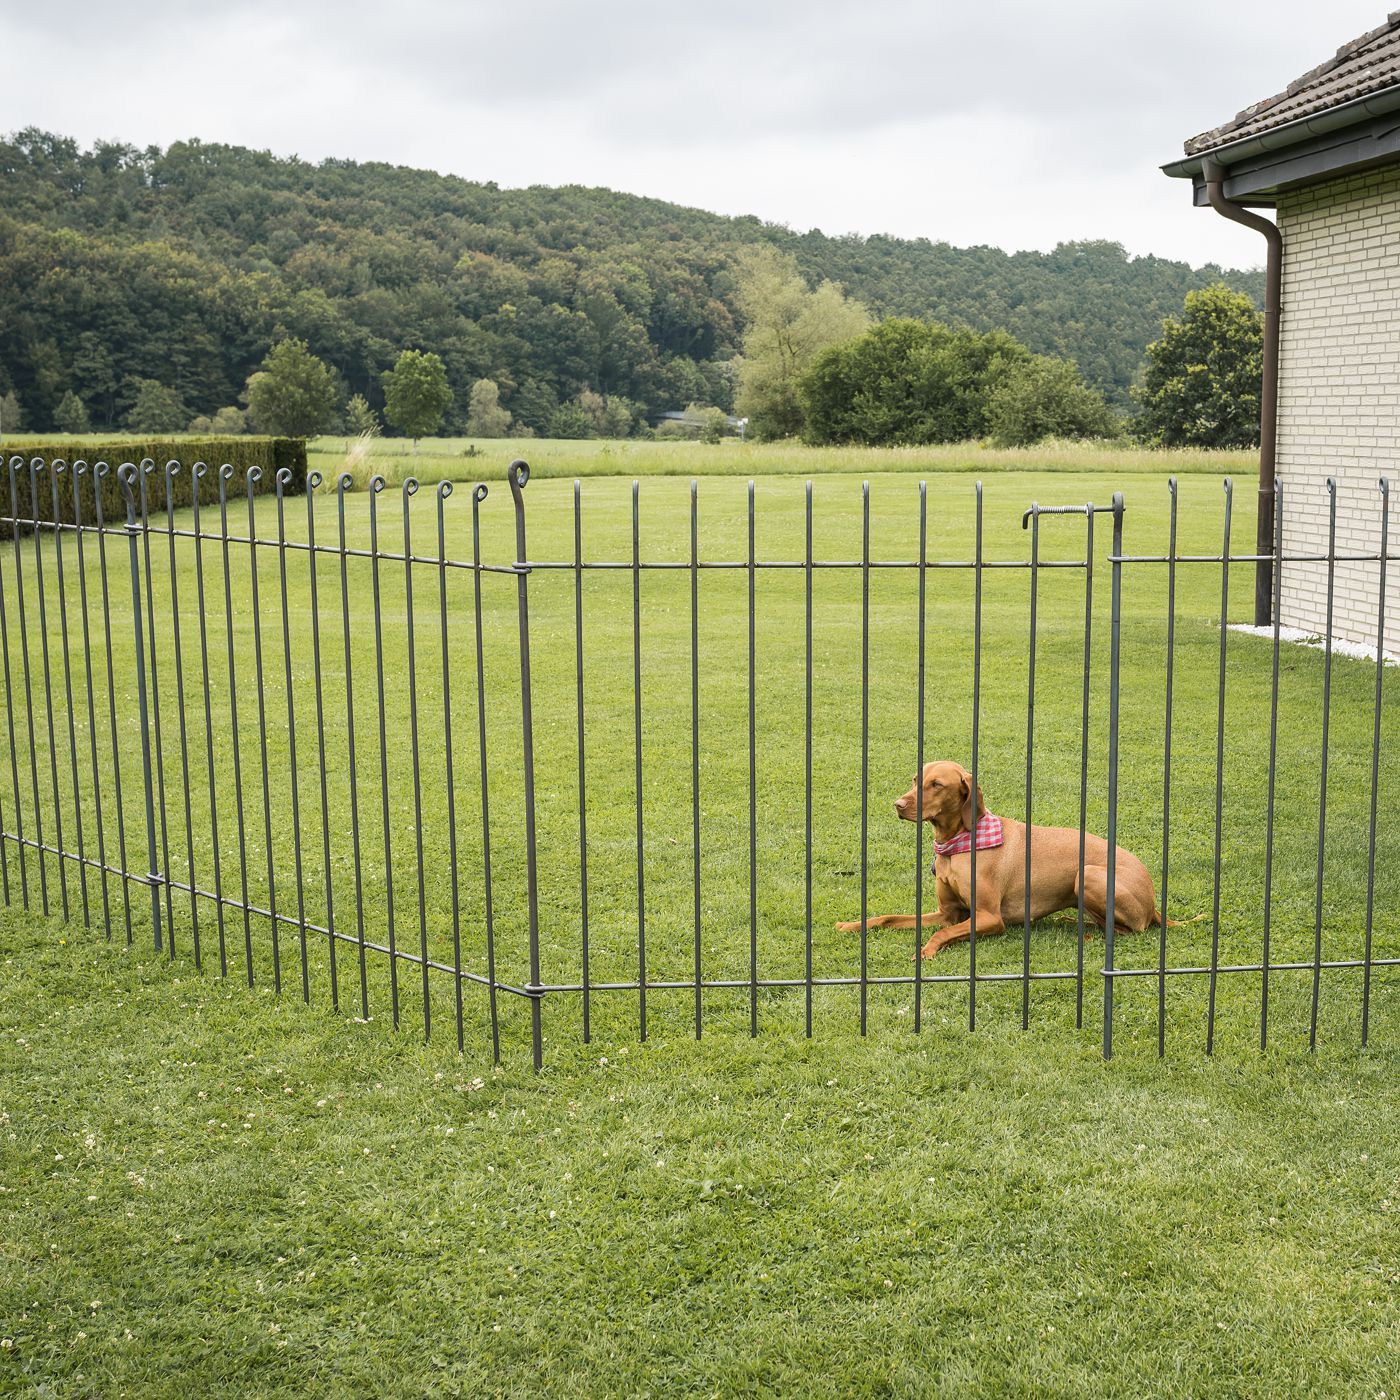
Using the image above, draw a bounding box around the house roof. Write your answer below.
[1184,14,1400,157]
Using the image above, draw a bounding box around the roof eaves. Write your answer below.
[1162,80,1400,180]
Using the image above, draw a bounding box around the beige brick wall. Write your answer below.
[1276,164,1400,656]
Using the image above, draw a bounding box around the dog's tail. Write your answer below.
[1153,910,1208,928]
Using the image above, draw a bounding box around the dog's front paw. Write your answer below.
[920,938,941,960]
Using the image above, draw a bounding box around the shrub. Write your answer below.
[0,436,307,536]
[799,319,1031,445]
[985,355,1117,446]
[210,405,248,435]
[546,403,596,439]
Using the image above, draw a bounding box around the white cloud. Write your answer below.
[2,0,1388,266]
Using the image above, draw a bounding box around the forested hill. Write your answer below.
[0,129,1263,432]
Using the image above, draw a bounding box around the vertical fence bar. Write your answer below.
[1205,479,1233,1055]
[336,474,370,1020]
[631,477,646,1044]
[137,463,173,945]
[749,479,759,1037]
[49,463,89,929]
[9,458,46,915]
[437,482,465,1051]
[218,466,253,981]
[0,465,27,908]
[914,481,926,1033]
[192,466,228,977]
[368,479,399,1024]
[969,482,983,1031]
[71,465,104,931]
[163,464,199,966]
[245,469,279,990]
[274,469,308,1000]
[402,480,431,1041]
[118,464,163,953]
[1075,508,1094,1029]
[804,480,814,1037]
[1159,481,1178,1055]
[471,483,500,1063]
[29,460,67,920]
[507,462,543,1069]
[1102,492,1125,1059]
[690,479,701,1039]
[575,479,592,1044]
[1022,507,1039,1030]
[1261,481,1284,1049]
[1361,477,1389,1047]
[306,474,338,1008]
[1309,478,1338,1052]
[859,479,870,1037]
[94,463,130,941]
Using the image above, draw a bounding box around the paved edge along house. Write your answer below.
[1164,13,1400,655]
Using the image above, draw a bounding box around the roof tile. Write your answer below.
[1184,14,1400,156]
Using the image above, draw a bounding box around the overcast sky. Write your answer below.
[3,1,1388,270]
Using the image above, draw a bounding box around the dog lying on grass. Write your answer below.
[837,759,1162,959]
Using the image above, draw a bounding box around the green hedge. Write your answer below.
[0,437,307,535]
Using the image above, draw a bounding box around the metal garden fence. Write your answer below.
[0,454,1393,1066]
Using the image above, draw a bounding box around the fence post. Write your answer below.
[117,464,163,954]
[507,461,544,1070]
[1102,492,1125,1058]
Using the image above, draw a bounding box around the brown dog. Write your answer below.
[836,760,1161,959]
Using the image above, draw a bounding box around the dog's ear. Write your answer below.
[959,774,986,832]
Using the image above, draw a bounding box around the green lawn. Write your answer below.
[0,451,1396,1391]
[0,911,1395,1395]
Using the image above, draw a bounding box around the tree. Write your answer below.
[344,393,380,438]
[464,379,511,438]
[732,247,870,440]
[245,339,339,438]
[546,402,596,439]
[382,349,453,449]
[1134,285,1263,448]
[684,403,728,443]
[209,405,248,435]
[125,378,189,433]
[985,355,1117,446]
[0,389,22,436]
[799,319,1031,445]
[573,388,635,438]
[53,390,90,434]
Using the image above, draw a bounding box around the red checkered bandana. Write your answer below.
[931,812,1004,859]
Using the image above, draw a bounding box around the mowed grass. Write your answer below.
[306,433,1253,485]
[0,457,1397,1393]
[1,913,1396,1396]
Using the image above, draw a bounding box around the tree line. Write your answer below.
[0,129,1264,442]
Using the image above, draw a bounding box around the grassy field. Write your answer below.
[1,910,1395,1395]
[0,447,1396,1391]
[304,433,1253,486]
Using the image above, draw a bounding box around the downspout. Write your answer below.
[1202,157,1282,626]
